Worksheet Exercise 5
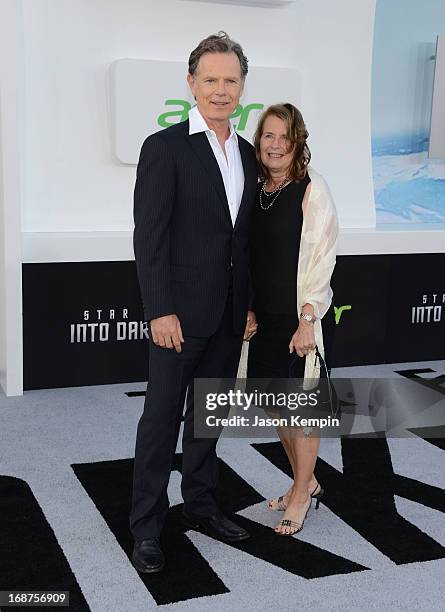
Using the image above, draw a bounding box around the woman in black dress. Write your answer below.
[246,104,338,536]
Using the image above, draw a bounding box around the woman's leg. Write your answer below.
[270,425,319,510]
[249,315,320,512]
[268,426,296,507]
[284,426,320,494]
[275,429,320,534]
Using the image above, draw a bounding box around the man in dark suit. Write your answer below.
[130,32,258,573]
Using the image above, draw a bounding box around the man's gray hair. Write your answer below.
[188,31,248,79]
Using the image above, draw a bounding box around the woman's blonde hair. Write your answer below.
[254,103,311,182]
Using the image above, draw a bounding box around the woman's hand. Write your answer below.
[244,310,258,341]
[289,319,316,357]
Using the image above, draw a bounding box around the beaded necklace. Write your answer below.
[259,178,290,210]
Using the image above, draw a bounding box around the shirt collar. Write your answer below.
[188,105,237,142]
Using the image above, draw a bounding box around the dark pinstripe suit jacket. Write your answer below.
[133,119,258,337]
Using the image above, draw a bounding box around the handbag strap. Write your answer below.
[314,345,328,375]
[314,345,339,418]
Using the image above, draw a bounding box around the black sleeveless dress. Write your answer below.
[247,175,310,380]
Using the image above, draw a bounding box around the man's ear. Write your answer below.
[187,73,195,96]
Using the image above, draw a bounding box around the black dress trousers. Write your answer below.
[130,280,243,540]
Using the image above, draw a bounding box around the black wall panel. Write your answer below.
[22,254,445,389]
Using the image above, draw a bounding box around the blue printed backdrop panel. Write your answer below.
[371,0,445,224]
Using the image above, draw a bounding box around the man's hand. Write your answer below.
[289,319,315,357]
[244,310,258,341]
[150,314,184,352]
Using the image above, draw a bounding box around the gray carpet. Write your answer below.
[1,359,444,611]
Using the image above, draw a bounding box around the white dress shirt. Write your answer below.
[188,105,245,226]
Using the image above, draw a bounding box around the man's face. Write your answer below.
[187,52,244,125]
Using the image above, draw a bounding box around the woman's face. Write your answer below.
[260,115,294,177]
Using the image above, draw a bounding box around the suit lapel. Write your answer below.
[235,136,257,229]
[185,128,232,224]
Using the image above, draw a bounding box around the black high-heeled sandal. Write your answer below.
[311,483,324,510]
[269,482,324,512]
[275,496,312,536]
[268,495,288,511]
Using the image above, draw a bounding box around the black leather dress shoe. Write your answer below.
[182,510,250,543]
[132,537,165,573]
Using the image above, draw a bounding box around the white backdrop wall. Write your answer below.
[2,0,444,395]
[22,0,376,233]
[0,0,24,396]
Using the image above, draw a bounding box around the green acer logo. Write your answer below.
[334,305,352,324]
[157,100,264,131]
